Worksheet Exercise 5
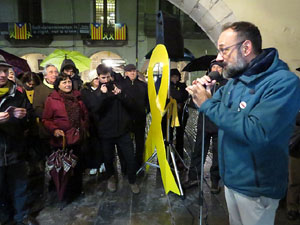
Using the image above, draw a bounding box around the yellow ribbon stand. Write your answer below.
[144,44,180,195]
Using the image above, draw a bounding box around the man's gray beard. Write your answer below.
[223,51,248,79]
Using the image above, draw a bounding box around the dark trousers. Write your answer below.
[0,162,28,223]
[101,133,136,184]
[189,127,220,183]
[132,119,146,169]
[287,156,300,211]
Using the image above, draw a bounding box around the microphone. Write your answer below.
[207,71,222,82]
[200,71,221,89]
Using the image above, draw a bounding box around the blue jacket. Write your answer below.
[199,48,300,199]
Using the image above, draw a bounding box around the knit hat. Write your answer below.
[0,55,12,68]
[87,70,98,83]
[170,68,181,77]
[210,59,223,69]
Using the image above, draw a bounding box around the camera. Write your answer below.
[106,82,114,92]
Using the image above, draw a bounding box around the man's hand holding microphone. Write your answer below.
[186,71,220,108]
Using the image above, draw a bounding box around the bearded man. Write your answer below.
[187,21,300,225]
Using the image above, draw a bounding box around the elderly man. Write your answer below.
[123,64,148,172]
[33,64,58,119]
[187,21,300,225]
[0,55,38,225]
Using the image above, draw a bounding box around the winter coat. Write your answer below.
[0,81,33,166]
[122,76,149,121]
[199,48,300,199]
[81,83,100,136]
[91,81,134,138]
[42,90,88,147]
[32,81,54,138]
[33,82,53,119]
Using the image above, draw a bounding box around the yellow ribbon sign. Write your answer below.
[144,44,180,195]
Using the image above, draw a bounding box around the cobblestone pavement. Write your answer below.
[34,108,299,225]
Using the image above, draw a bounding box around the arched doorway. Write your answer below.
[21,53,46,73]
[81,51,124,82]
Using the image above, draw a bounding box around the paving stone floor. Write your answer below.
[34,108,299,225]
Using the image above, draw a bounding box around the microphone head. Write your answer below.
[208,71,222,82]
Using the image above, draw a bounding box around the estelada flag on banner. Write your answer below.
[114,23,126,40]
[90,23,103,40]
[14,23,28,40]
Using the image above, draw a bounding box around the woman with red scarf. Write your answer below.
[42,73,88,204]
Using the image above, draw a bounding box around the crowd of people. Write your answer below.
[1,20,300,225]
[0,52,189,224]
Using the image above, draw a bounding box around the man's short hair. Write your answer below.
[96,64,110,75]
[43,64,56,76]
[222,21,262,55]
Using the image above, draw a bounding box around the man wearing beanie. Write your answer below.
[184,59,227,194]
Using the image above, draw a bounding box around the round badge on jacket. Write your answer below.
[239,101,247,109]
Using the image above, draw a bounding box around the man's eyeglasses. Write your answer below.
[217,40,245,56]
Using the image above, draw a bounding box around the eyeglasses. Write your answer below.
[217,40,245,56]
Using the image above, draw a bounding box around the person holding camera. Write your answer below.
[91,64,140,194]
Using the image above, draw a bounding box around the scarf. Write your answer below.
[43,79,54,89]
[0,82,11,97]
[59,90,81,128]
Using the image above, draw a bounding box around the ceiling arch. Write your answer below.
[167,0,236,45]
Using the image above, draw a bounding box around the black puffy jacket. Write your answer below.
[0,81,33,166]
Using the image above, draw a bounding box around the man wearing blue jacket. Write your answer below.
[186,21,300,225]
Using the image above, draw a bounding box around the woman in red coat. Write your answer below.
[42,72,88,205]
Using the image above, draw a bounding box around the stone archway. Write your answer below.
[81,51,124,82]
[21,53,46,73]
[168,0,236,45]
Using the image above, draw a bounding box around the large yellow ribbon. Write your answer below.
[144,44,180,195]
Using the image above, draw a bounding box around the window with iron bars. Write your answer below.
[95,0,116,28]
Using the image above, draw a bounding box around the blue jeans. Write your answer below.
[0,162,29,223]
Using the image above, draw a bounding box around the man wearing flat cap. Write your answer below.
[123,64,149,173]
[0,55,38,225]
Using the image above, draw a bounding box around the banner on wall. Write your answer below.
[90,23,103,40]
